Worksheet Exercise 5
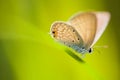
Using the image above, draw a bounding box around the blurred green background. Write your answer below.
[0,0,120,80]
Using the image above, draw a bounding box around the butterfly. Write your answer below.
[50,12,110,54]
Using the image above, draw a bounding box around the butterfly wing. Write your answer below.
[91,12,110,47]
[68,12,97,49]
[50,21,85,53]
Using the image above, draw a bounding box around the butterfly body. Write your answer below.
[66,42,89,53]
[50,12,110,54]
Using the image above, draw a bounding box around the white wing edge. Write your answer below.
[91,12,111,47]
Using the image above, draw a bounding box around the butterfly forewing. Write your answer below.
[69,12,97,49]
[91,12,110,47]
[51,22,84,49]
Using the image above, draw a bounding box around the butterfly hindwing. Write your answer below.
[50,22,85,52]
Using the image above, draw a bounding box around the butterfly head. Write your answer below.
[70,45,86,54]
[73,46,92,54]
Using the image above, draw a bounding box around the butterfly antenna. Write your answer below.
[92,47,101,54]
[94,45,109,48]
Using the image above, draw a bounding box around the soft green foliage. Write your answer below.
[0,0,120,80]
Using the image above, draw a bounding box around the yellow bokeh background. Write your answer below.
[0,0,120,80]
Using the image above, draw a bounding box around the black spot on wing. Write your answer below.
[73,29,75,32]
[72,40,74,42]
[52,31,55,34]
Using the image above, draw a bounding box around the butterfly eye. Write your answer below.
[78,38,79,40]
[88,48,92,53]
